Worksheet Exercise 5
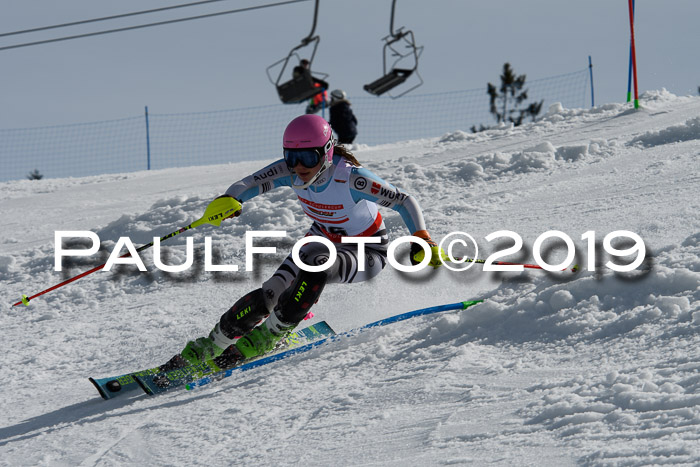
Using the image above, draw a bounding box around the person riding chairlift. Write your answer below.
[293,59,328,114]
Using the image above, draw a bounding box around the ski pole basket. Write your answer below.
[364,1,423,99]
[265,0,329,104]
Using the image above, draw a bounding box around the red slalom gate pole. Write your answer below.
[628,0,639,109]
[452,257,578,273]
[12,196,241,307]
[12,232,184,307]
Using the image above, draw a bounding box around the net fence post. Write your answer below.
[145,105,151,170]
[589,56,595,108]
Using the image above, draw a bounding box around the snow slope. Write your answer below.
[1,90,699,466]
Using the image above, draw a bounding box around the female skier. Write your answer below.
[161,114,446,370]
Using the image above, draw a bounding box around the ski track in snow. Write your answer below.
[0,90,699,466]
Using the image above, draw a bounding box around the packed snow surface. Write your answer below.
[1,90,699,466]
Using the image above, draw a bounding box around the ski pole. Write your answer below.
[12,196,241,307]
[449,257,578,272]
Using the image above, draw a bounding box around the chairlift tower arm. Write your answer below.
[301,0,319,45]
[389,0,398,37]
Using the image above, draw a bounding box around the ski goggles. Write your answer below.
[283,148,323,169]
[283,138,333,169]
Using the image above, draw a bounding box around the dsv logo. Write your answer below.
[353,177,367,190]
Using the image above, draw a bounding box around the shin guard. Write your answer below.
[216,288,270,342]
[274,270,327,326]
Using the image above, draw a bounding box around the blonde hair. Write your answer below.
[334,145,361,167]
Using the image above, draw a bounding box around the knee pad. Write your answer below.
[275,270,327,325]
[219,288,270,339]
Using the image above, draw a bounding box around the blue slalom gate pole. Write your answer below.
[359,300,483,330]
[627,0,635,103]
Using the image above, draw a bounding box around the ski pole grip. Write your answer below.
[195,196,242,228]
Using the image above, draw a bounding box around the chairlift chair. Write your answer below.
[266,0,329,104]
[364,28,423,98]
[266,36,329,104]
[364,0,424,98]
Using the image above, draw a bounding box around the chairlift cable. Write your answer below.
[0,0,310,52]
[0,0,239,38]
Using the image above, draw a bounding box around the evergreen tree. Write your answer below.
[27,169,43,180]
[486,63,543,126]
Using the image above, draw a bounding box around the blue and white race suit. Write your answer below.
[225,155,428,311]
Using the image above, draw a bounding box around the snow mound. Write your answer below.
[629,117,700,147]
[432,232,700,345]
[438,130,476,143]
[0,255,16,274]
[433,140,600,186]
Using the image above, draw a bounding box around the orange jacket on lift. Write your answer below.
[311,82,328,106]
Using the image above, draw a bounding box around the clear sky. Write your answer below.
[1,0,698,128]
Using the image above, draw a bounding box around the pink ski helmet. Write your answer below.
[283,114,334,158]
[283,115,335,188]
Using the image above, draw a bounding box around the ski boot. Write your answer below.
[158,289,271,371]
[236,270,328,359]
[234,314,295,359]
